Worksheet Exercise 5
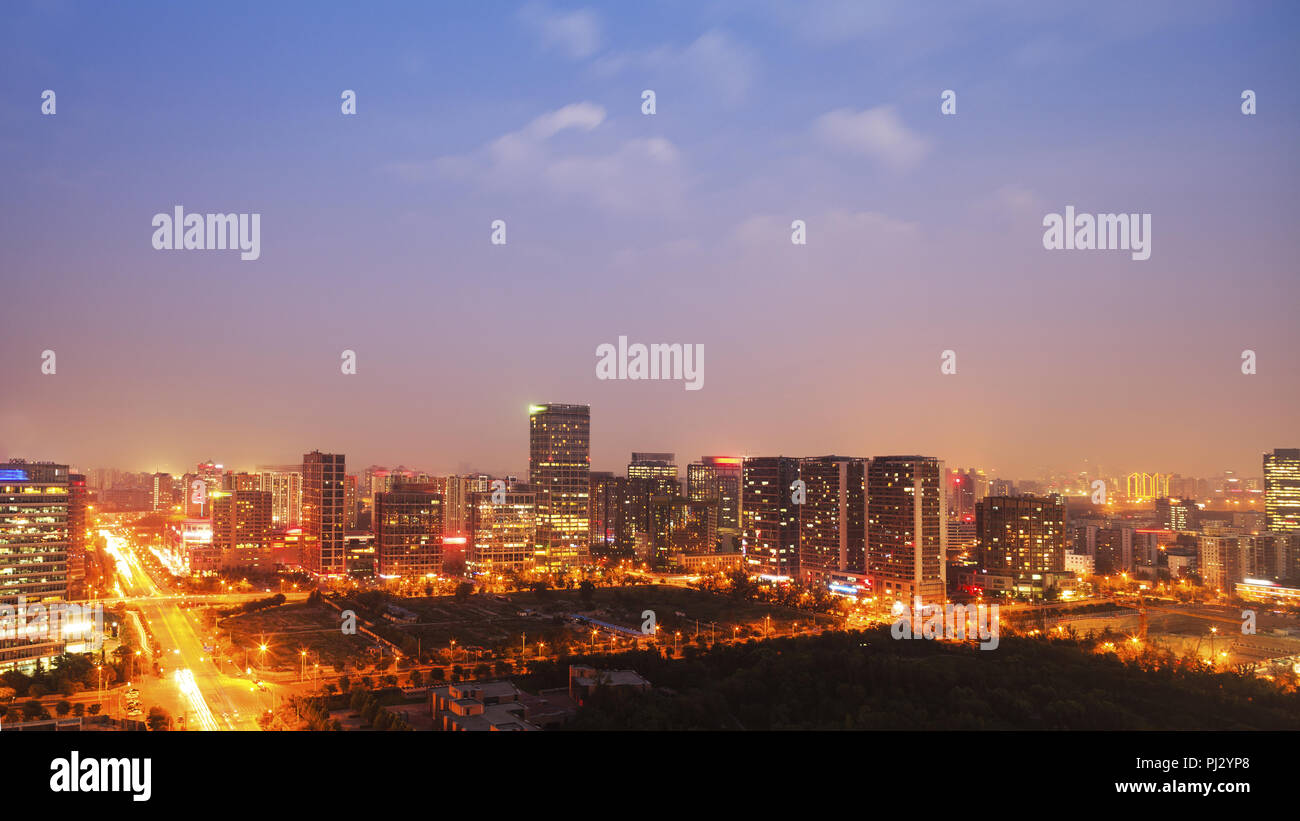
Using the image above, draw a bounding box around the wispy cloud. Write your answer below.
[596,30,758,107]
[389,102,685,212]
[517,3,602,59]
[813,105,933,171]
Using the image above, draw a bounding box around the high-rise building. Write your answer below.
[66,473,88,597]
[867,456,947,605]
[151,472,174,511]
[210,488,273,571]
[1264,448,1300,532]
[258,467,303,527]
[0,461,71,672]
[302,451,346,575]
[528,403,590,571]
[628,453,678,491]
[976,495,1065,576]
[688,456,743,535]
[1198,534,1242,591]
[650,495,718,567]
[373,485,444,579]
[741,456,800,577]
[797,456,867,581]
[468,487,537,577]
[444,474,491,536]
[0,460,69,604]
[344,474,360,529]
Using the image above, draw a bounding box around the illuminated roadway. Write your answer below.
[99,529,272,730]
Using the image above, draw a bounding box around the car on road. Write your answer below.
[254,680,268,691]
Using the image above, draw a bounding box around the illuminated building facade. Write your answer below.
[302,450,346,575]
[650,495,718,567]
[373,485,444,578]
[796,456,866,582]
[468,487,537,576]
[1264,448,1300,532]
[258,467,302,527]
[0,460,69,604]
[976,494,1065,577]
[528,403,590,571]
[1125,472,1170,501]
[66,473,87,597]
[867,456,947,605]
[741,456,799,577]
[444,474,490,536]
[210,488,273,571]
[688,456,743,534]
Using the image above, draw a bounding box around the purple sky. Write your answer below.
[1,1,1297,480]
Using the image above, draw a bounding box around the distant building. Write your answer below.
[688,456,743,535]
[1264,448,1300,532]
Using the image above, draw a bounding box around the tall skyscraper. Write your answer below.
[528,403,590,571]
[373,484,444,579]
[741,456,800,577]
[797,456,867,581]
[976,495,1065,576]
[1264,448,1300,532]
[867,456,947,605]
[302,451,346,576]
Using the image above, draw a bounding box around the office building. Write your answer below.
[867,456,947,604]
[373,484,444,579]
[796,456,866,582]
[302,451,346,575]
[741,456,800,577]
[1264,448,1300,532]
[528,403,590,571]
[468,487,536,576]
[976,494,1065,577]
